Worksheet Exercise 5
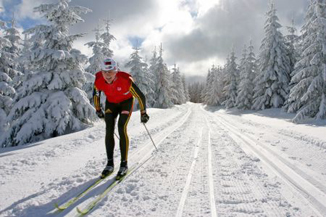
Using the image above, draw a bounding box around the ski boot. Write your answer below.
[116,161,128,180]
[101,160,114,179]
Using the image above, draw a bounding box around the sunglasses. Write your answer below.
[102,70,116,73]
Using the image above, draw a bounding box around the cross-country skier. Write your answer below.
[93,58,150,180]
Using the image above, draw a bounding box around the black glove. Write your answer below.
[141,112,149,123]
[96,109,105,119]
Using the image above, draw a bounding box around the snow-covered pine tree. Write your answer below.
[181,74,190,102]
[4,13,22,57]
[154,44,174,108]
[99,19,116,109]
[125,45,155,109]
[252,3,291,110]
[219,64,228,104]
[20,33,33,74]
[239,45,248,70]
[207,66,219,106]
[171,64,186,105]
[83,25,106,102]
[236,42,257,109]
[148,47,159,106]
[142,58,156,107]
[205,65,223,106]
[85,25,105,75]
[285,19,299,75]
[235,47,245,97]
[0,14,22,133]
[283,19,300,112]
[202,69,212,105]
[4,13,24,91]
[287,0,326,122]
[213,66,226,106]
[284,1,314,114]
[16,33,42,91]
[236,45,248,108]
[0,33,14,133]
[1,14,22,83]
[168,70,178,106]
[178,69,187,104]
[1,0,95,147]
[101,18,116,58]
[222,51,239,109]
[83,71,95,104]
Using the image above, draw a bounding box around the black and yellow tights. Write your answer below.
[104,97,134,167]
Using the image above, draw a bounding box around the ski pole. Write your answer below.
[143,123,158,150]
[114,132,120,140]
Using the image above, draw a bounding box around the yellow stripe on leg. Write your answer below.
[123,98,134,161]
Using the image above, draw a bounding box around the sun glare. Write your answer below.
[197,0,220,17]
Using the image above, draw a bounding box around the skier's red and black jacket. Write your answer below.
[93,71,146,112]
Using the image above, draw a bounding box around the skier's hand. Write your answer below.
[96,109,105,119]
[141,112,149,123]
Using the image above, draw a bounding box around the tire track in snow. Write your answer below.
[204,107,326,216]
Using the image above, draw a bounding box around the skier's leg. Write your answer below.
[117,97,134,167]
[101,102,119,178]
[104,101,118,164]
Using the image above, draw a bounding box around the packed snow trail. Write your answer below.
[0,103,326,216]
[205,109,326,215]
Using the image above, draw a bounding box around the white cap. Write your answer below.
[101,58,117,71]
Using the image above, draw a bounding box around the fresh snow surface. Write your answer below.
[1,103,326,217]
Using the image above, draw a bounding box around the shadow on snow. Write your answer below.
[0,176,115,217]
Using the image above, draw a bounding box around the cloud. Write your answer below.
[161,0,309,68]
[6,0,311,76]
[15,0,54,21]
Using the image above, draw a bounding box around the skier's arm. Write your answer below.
[129,82,146,113]
[93,85,102,111]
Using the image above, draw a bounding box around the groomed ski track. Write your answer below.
[0,103,325,216]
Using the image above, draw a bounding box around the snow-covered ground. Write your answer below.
[1,103,326,217]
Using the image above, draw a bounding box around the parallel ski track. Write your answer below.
[214,112,326,185]
[106,107,193,179]
[175,114,218,217]
[130,107,192,163]
[207,115,285,216]
[211,110,326,150]
[202,107,326,216]
[53,108,191,212]
[75,108,192,215]
[175,128,204,217]
[205,117,218,217]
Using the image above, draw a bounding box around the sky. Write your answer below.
[0,0,309,77]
